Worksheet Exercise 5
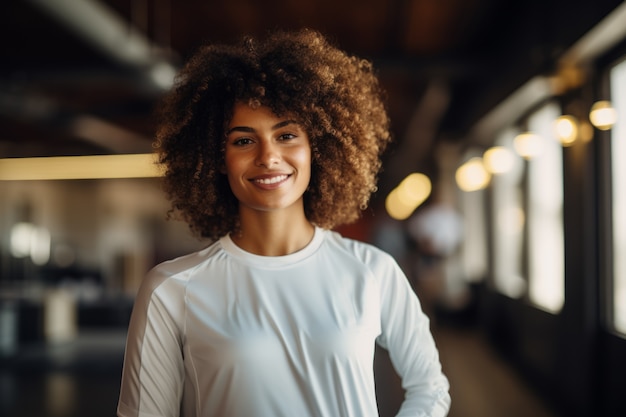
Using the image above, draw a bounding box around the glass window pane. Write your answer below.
[611,59,626,334]
[460,178,489,284]
[526,102,565,313]
[491,129,526,298]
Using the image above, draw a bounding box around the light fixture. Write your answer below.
[455,157,491,192]
[385,173,432,220]
[589,100,617,130]
[513,132,543,159]
[483,146,515,174]
[0,154,161,181]
[10,222,51,265]
[554,115,578,146]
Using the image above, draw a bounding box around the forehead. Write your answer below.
[229,102,276,122]
[227,102,299,129]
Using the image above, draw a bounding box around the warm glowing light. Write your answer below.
[386,189,412,220]
[513,132,543,159]
[397,173,431,204]
[554,115,578,146]
[483,146,515,174]
[578,120,594,143]
[385,172,432,220]
[455,157,491,192]
[589,100,617,130]
[0,154,161,181]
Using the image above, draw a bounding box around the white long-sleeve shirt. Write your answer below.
[117,227,450,417]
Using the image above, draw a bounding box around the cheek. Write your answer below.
[295,148,312,178]
[223,152,244,177]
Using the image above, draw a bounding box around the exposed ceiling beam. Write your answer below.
[559,1,626,67]
[26,0,178,93]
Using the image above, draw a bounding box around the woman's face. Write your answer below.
[224,102,311,215]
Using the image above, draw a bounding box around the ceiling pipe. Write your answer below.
[559,1,626,67]
[26,0,178,92]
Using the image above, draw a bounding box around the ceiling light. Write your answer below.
[385,173,432,220]
[513,132,543,159]
[483,146,515,174]
[554,115,578,146]
[589,100,617,130]
[455,157,491,192]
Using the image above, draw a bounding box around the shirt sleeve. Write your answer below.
[374,251,451,417]
[117,268,186,417]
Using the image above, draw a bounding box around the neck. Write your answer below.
[232,206,315,256]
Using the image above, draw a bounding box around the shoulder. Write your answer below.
[136,239,223,302]
[321,228,399,269]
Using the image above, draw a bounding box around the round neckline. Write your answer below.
[219,226,325,268]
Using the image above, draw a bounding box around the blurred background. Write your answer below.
[1,0,626,416]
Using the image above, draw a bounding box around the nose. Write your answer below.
[255,141,280,167]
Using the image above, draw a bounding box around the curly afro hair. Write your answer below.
[155,28,392,240]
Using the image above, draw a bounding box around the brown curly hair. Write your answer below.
[155,28,392,240]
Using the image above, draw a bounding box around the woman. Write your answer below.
[117,28,450,417]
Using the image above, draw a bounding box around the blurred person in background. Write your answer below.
[117,28,450,417]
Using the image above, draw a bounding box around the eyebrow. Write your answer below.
[225,119,298,136]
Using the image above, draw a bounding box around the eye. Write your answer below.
[278,133,297,141]
[232,137,254,146]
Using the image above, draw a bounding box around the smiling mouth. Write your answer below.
[252,174,289,185]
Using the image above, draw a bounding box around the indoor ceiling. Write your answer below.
[1,0,623,192]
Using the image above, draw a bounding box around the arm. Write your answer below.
[117,270,186,417]
[375,253,451,417]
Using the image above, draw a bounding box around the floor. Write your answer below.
[435,326,559,417]
[0,330,125,417]
[374,324,559,417]
[0,324,560,417]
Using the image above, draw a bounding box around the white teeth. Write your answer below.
[255,175,288,184]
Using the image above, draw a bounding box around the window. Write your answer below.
[459,149,489,284]
[488,102,565,312]
[611,58,626,334]
[526,102,565,313]
[491,128,526,298]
